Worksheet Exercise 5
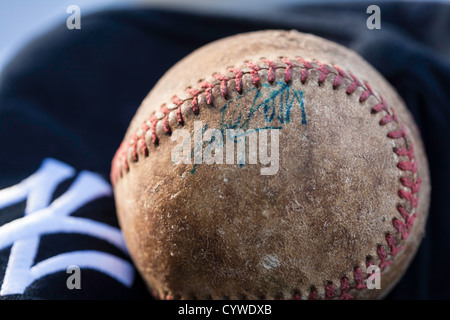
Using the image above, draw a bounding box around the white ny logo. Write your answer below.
[0,158,134,295]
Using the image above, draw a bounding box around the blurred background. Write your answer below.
[2,0,271,71]
[0,0,140,71]
[0,0,449,300]
[3,0,437,72]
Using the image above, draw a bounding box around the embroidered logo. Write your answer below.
[0,158,134,295]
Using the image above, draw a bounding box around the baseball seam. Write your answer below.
[111,57,421,300]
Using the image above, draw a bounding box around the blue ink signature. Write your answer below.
[176,81,307,174]
[219,81,307,132]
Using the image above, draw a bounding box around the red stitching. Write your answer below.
[387,125,407,139]
[200,81,215,105]
[359,89,371,102]
[186,88,201,114]
[394,206,417,239]
[397,160,418,174]
[360,81,375,102]
[116,140,130,176]
[148,114,158,145]
[380,114,395,125]
[345,72,361,95]
[399,206,417,227]
[377,245,393,269]
[214,73,230,99]
[160,104,171,134]
[317,62,330,85]
[297,57,313,69]
[395,144,415,160]
[228,67,243,93]
[140,138,148,157]
[262,59,277,83]
[332,75,342,89]
[325,282,335,300]
[401,176,422,193]
[398,189,419,207]
[334,64,347,78]
[393,218,410,240]
[386,234,403,256]
[374,90,422,259]
[372,103,388,114]
[246,62,260,86]
[281,58,296,83]
[364,80,374,94]
[332,65,346,89]
[172,96,184,125]
[110,141,126,184]
[140,123,149,157]
[339,277,354,300]
[296,57,312,83]
[354,267,367,290]
[131,133,138,162]
[111,57,423,299]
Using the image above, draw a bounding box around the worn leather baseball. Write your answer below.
[111,30,430,300]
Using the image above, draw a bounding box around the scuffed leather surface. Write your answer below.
[113,30,430,299]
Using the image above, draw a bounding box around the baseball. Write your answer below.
[111,30,430,300]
